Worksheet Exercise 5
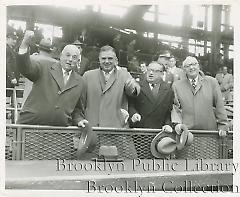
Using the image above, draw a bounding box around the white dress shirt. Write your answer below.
[102,69,114,83]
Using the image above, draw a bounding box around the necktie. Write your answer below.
[191,78,196,89]
[150,83,155,89]
[151,84,158,99]
[63,71,69,85]
[105,72,110,83]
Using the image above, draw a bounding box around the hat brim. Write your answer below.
[36,44,53,52]
[177,129,188,150]
[76,123,97,158]
[186,132,194,146]
[159,53,171,58]
[151,131,177,158]
[7,34,18,39]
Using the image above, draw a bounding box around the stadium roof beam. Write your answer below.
[7,5,233,45]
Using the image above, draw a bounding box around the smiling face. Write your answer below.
[99,50,118,73]
[182,57,200,79]
[146,62,164,84]
[60,45,80,72]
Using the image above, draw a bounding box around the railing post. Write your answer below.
[13,88,18,124]
[15,127,22,160]
[220,135,228,159]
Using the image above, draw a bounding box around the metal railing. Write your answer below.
[6,87,24,124]
[6,124,233,161]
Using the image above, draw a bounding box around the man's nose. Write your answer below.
[68,56,73,61]
[189,64,195,69]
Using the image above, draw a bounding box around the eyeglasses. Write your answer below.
[147,68,164,73]
[183,62,199,68]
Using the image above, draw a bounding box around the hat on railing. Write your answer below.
[37,38,53,52]
[151,124,194,158]
[175,124,194,150]
[151,130,177,157]
[75,123,97,159]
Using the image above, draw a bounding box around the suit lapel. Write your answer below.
[140,80,155,104]
[98,69,106,92]
[154,82,169,107]
[100,69,117,94]
[193,75,203,95]
[62,71,81,92]
[50,63,65,90]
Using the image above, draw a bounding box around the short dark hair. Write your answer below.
[99,45,116,55]
[148,61,164,70]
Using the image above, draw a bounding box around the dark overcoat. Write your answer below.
[129,79,174,129]
[16,53,86,126]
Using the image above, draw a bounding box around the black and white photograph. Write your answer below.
[2,1,238,196]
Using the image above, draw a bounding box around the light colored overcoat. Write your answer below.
[172,73,228,130]
[83,67,139,128]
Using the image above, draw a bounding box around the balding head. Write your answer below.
[182,56,200,79]
[146,61,164,84]
[60,44,80,72]
[182,56,198,68]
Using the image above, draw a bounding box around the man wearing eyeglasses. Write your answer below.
[172,56,228,133]
[129,61,174,129]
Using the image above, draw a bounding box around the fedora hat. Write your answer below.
[37,38,53,52]
[151,130,177,157]
[72,39,83,46]
[151,124,194,158]
[158,50,171,58]
[76,123,97,159]
[175,124,194,150]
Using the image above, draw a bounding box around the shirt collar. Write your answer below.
[188,75,198,83]
[62,68,72,76]
[102,69,114,76]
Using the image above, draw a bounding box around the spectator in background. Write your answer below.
[169,56,185,81]
[215,66,223,84]
[127,56,141,73]
[127,39,137,61]
[85,45,100,71]
[72,40,90,76]
[172,56,228,132]
[157,51,174,85]
[140,61,147,74]
[22,38,58,106]
[113,33,124,59]
[6,28,20,97]
[215,66,233,102]
[129,61,174,129]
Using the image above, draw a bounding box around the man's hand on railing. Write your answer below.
[77,119,89,128]
[219,130,227,137]
[162,125,173,133]
[131,113,141,123]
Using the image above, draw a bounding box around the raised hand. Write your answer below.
[20,30,34,49]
